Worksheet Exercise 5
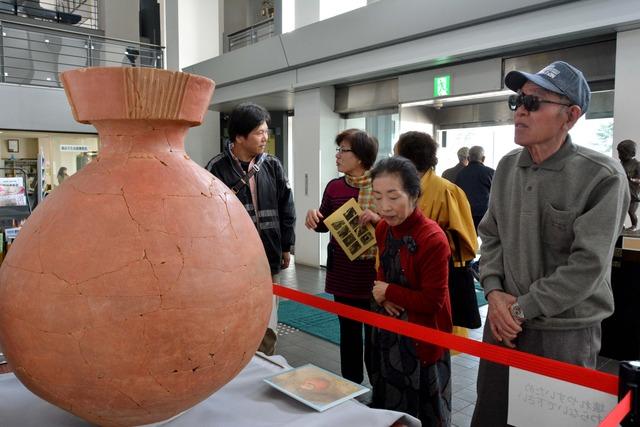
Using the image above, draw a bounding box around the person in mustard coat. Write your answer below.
[395,131,481,335]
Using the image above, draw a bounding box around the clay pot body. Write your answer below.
[0,68,272,426]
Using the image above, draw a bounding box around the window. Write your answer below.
[343,110,400,167]
[436,117,615,175]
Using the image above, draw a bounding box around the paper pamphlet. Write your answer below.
[0,177,27,207]
[323,198,376,261]
[507,367,617,427]
[263,364,369,411]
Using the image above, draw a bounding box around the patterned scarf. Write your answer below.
[346,171,377,260]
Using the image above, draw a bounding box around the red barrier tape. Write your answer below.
[599,391,632,427]
[273,284,619,396]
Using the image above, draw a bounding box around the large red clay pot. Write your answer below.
[0,67,273,426]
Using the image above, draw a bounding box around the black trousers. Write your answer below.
[333,295,372,384]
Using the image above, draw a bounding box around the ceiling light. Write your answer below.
[401,89,513,108]
[401,99,435,108]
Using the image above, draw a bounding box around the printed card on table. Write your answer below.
[323,198,376,261]
[508,367,617,427]
[0,177,27,207]
[263,364,369,411]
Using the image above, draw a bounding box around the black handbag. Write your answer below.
[448,233,481,329]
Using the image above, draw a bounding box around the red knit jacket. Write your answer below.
[376,208,453,365]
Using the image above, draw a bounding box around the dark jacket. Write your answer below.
[455,161,495,219]
[442,162,466,183]
[206,146,295,275]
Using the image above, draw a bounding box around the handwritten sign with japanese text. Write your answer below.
[508,367,616,427]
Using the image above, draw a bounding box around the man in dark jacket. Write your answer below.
[455,145,494,231]
[442,146,469,182]
[206,102,296,354]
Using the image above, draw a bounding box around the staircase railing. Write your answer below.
[226,18,274,52]
[0,0,98,30]
[0,18,164,88]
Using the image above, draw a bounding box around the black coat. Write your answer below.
[455,161,495,219]
[206,147,296,275]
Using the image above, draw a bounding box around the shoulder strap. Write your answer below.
[230,154,267,194]
[205,152,225,172]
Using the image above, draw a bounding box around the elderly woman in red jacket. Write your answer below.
[369,156,452,426]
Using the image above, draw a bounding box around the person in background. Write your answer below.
[472,61,629,426]
[395,132,481,338]
[305,129,379,385]
[442,146,469,182]
[56,167,69,185]
[369,156,452,426]
[617,139,640,231]
[455,146,495,231]
[206,102,296,356]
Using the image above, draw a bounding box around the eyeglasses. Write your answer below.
[508,94,572,112]
[336,147,354,154]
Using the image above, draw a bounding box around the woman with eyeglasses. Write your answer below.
[369,156,452,426]
[304,129,379,385]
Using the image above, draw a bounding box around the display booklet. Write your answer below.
[0,177,27,207]
[322,198,376,261]
[263,364,369,412]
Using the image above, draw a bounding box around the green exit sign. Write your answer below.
[433,75,451,97]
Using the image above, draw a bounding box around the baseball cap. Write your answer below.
[505,61,591,115]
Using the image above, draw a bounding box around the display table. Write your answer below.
[0,354,420,427]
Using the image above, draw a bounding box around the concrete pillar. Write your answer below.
[178,0,221,69]
[292,87,340,266]
[294,0,319,29]
[165,0,221,70]
[613,28,640,228]
[164,0,180,71]
[164,0,222,166]
[613,29,640,153]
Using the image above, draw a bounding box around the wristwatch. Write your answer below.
[510,302,525,322]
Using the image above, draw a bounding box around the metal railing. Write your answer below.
[0,0,98,30]
[227,18,274,52]
[0,19,164,88]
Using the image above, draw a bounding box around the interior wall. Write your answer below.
[185,111,221,167]
[101,0,140,41]
[0,86,94,134]
[0,138,38,159]
[292,87,340,267]
[223,0,265,34]
[399,106,434,138]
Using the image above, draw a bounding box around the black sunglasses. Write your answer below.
[508,94,572,112]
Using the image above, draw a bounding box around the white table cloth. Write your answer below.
[0,355,421,426]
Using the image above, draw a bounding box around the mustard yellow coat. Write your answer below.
[417,169,478,265]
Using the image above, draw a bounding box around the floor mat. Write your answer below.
[278,293,340,345]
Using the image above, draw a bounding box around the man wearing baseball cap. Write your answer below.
[471,61,630,426]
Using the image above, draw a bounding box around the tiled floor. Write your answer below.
[273,261,618,427]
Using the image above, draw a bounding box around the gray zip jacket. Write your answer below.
[479,136,630,330]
